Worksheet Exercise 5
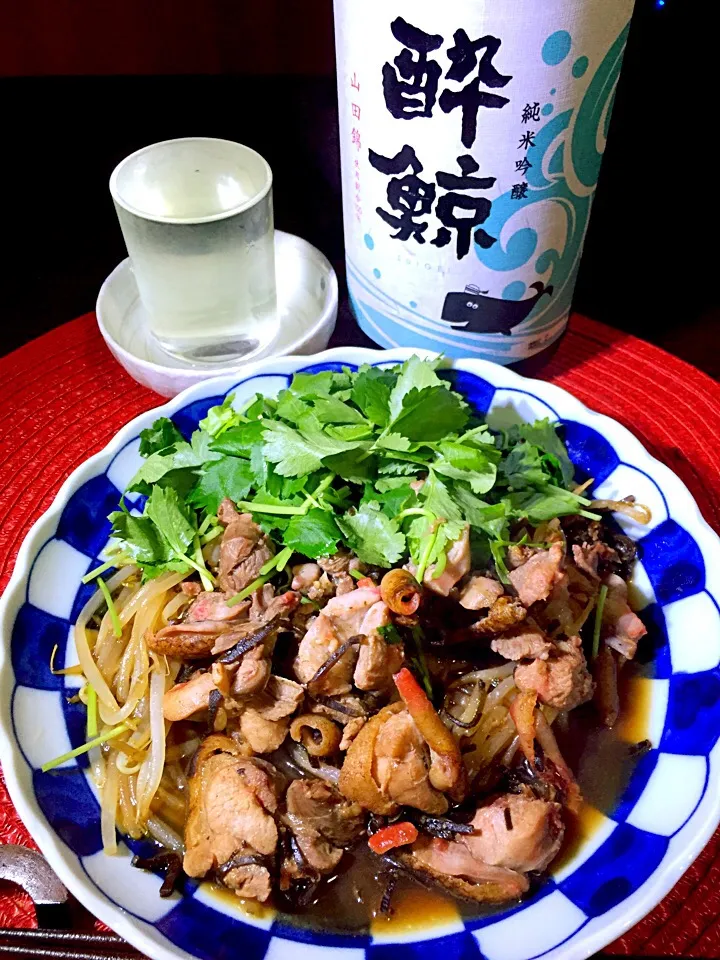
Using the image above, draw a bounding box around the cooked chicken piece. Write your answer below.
[291,562,322,591]
[509,544,537,569]
[491,623,553,661]
[231,646,271,697]
[354,632,404,692]
[163,672,216,721]
[239,709,289,754]
[318,551,357,575]
[397,839,528,903]
[148,620,233,660]
[339,703,447,815]
[338,703,448,815]
[210,620,255,656]
[397,793,564,904]
[223,860,272,901]
[286,778,364,846]
[393,666,466,801]
[187,591,249,622]
[374,709,449,814]
[183,736,279,900]
[247,675,305,721]
[533,579,585,636]
[401,794,565,903]
[307,573,337,603]
[306,553,360,600]
[339,716,366,750]
[514,635,594,710]
[232,675,305,753]
[309,695,368,726]
[279,783,360,885]
[334,573,356,596]
[459,575,505,610]
[222,672,303,753]
[418,526,471,596]
[353,600,404,691]
[213,596,299,699]
[294,613,356,695]
[180,580,202,596]
[464,794,564,873]
[249,583,301,623]
[471,596,528,636]
[293,586,384,695]
[254,590,300,633]
[509,542,565,607]
[217,499,274,594]
[152,588,296,661]
[602,573,646,659]
[571,542,619,580]
[289,825,341,874]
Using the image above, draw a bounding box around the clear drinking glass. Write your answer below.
[110,137,278,363]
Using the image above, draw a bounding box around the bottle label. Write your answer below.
[335,0,634,362]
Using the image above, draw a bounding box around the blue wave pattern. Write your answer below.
[473,25,631,339]
[350,23,631,364]
[8,364,720,960]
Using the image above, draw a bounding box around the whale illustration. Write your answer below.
[439,281,553,335]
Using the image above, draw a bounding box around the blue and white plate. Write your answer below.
[2,348,720,960]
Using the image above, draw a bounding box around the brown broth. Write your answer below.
[204,661,651,935]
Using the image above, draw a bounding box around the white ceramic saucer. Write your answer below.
[96,230,338,397]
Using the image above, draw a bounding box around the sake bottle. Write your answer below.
[334,0,636,364]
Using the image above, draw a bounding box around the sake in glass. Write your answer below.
[110,137,277,363]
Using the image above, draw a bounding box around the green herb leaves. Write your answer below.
[385,356,468,441]
[138,417,184,457]
[110,357,581,588]
[337,502,406,567]
[109,486,213,584]
[284,509,342,559]
[187,457,254,513]
[351,365,394,426]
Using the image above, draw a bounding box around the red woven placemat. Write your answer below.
[1,313,719,953]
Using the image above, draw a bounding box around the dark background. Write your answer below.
[1,0,716,377]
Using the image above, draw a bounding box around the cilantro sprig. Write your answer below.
[107,357,589,585]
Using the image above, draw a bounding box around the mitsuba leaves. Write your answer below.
[351,364,395,426]
[261,421,327,477]
[391,386,468,442]
[311,396,367,425]
[187,457,255,513]
[139,417,184,457]
[111,358,582,588]
[210,420,266,458]
[130,429,220,491]
[145,486,196,558]
[516,419,575,486]
[198,394,240,438]
[452,484,508,539]
[275,389,313,423]
[387,355,444,422]
[109,511,169,565]
[323,450,377,483]
[499,442,548,489]
[337,502,406,567]
[263,417,362,477]
[508,486,588,524]
[433,440,497,494]
[375,482,417,519]
[284,509,342,558]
